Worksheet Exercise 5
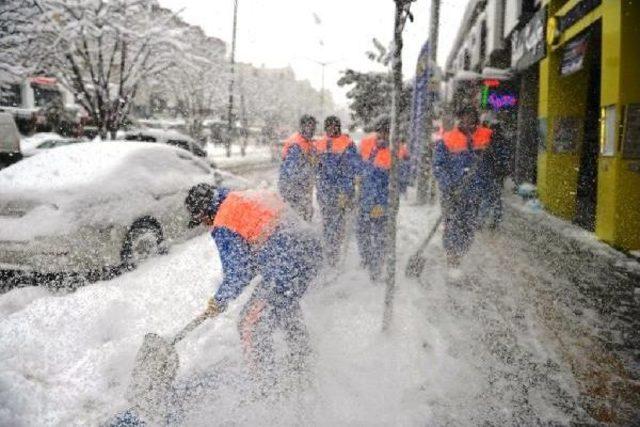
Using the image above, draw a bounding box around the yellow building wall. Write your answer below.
[606,0,640,250]
[537,0,590,220]
[538,0,640,250]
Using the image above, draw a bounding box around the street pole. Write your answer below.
[382,0,411,332]
[320,62,325,120]
[416,0,440,204]
[225,0,238,158]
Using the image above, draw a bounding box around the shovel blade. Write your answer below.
[126,333,179,419]
[405,253,427,278]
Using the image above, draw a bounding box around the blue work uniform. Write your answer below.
[433,126,492,260]
[314,133,360,265]
[210,189,322,388]
[278,132,315,221]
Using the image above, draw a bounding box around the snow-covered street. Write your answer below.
[3,166,636,425]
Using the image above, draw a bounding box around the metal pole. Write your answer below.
[416,0,440,204]
[382,0,406,332]
[320,62,325,120]
[225,0,238,158]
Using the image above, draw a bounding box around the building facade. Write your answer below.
[537,0,640,250]
[444,0,640,252]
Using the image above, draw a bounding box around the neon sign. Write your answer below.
[488,92,518,110]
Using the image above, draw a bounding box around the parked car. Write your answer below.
[124,128,207,158]
[0,112,22,169]
[0,141,249,277]
[20,132,84,157]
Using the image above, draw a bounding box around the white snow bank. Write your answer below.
[0,186,583,425]
[0,233,221,425]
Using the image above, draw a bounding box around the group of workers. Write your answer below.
[278,114,411,279]
[179,105,507,401]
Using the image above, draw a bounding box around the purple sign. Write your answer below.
[488,92,518,111]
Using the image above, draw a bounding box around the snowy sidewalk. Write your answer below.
[0,186,638,425]
[207,143,275,174]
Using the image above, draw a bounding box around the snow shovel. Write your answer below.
[405,215,443,279]
[124,311,212,422]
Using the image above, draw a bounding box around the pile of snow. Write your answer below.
[0,184,586,424]
[20,132,64,154]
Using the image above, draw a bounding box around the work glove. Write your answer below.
[370,205,385,218]
[204,297,223,318]
[338,193,350,210]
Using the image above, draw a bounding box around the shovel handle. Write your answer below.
[171,312,211,346]
[417,215,443,254]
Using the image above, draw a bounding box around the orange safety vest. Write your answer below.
[441,126,493,153]
[315,134,353,154]
[360,133,408,170]
[282,132,314,160]
[213,190,285,244]
[359,133,378,160]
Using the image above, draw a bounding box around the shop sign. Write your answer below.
[488,92,518,110]
[560,33,589,76]
[557,0,601,32]
[512,7,547,71]
[622,104,640,159]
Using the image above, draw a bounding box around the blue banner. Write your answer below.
[409,40,437,179]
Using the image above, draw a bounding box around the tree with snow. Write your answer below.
[0,0,38,98]
[159,25,227,142]
[20,0,185,139]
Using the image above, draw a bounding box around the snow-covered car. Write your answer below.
[0,141,249,276]
[20,133,84,157]
[124,128,207,158]
[0,112,22,169]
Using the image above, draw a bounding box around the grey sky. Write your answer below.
[158,0,465,107]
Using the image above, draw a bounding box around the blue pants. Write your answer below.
[479,177,504,228]
[318,200,348,266]
[356,208,387,280]
[441,191,479,261]
[238,283,310,392]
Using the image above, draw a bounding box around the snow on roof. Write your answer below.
[0,140,180,192]
[20,132,66,152]
[125,128,194,143]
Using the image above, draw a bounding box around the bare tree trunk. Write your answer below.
[382,0,406,332]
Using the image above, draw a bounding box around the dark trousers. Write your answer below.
[480,177,504,228]
[356,208,387,280]
[237,284,311,391]
[280,188,313,222]
[319,201,348,266]
[441,191,479,262]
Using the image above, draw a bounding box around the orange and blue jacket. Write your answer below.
[210,189,321,308]
[358,133,411,211]
[314,133,360,205]
[278,132,315,202]
[433,126,493,195]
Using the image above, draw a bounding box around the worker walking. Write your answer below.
[433,106,493,276]
[184,184,322,394]
[278,115,317,221]
[314,116,359,266]
[356,116,410,282]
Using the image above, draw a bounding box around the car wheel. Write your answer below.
[121,220,164,270]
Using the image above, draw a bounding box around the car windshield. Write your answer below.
[1,2,637,426]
